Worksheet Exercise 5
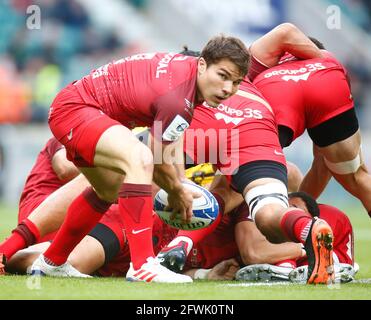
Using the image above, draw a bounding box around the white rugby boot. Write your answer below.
[126,257,193,283]
[236,263,293,282]
[30,254,92,278]
[289,263,356,284]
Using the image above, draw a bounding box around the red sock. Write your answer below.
[119,183,154,270]
[177,192,224,245]
[0,219,40,261]
[44,187,111,265]
[280,209,313,244]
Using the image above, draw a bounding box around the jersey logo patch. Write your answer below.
[214,112,244,125]
[162,115,190,141]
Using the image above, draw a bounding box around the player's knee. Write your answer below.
[118,142,154,177]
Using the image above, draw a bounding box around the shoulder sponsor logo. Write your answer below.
[282,71,311,82]
[214,112,244,125]
[162,114,189,141]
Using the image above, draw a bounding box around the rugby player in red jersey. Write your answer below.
[0,138,87,274]
[251,35,371,219]
[29,36,249,283]
[158,23,335,284]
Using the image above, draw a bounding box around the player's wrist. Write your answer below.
[194,268,211,280]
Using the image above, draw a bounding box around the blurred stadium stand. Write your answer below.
[0,0,370,210]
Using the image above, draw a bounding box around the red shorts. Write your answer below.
[255,69,354,140]
[49,84,120,167]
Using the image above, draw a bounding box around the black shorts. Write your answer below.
[308,108,359,147]
[231,160,288,194]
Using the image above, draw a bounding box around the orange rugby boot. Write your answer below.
[305,218,335,284]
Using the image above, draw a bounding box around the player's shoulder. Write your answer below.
[45,137,64,156]
[318,204,350,222]
[151,52,198,85]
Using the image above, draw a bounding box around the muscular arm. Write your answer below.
[250,22,323,68]
[287,161,304,192]
[235,220,303,265]
[153,136,185,194]
[52,148,80,181]
[183,258,240,280]
[152,136,195,222]
[208,174,244,214]
[299,144,332,199]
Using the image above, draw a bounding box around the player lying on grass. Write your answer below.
[250,35,371,219]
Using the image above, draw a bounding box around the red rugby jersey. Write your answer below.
[73,52,198,142]
[18,138,65,215]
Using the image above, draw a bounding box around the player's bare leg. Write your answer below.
[0,175,90,274]
[319,131,371,217]
[28,175,90,238]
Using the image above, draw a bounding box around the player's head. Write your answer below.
[288,192,320,217]
[196,35,249,107]
[308,36,326,50]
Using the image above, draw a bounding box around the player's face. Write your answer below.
[196,58,243,107]
[289,197,308,213]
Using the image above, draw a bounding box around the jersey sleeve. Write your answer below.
[45,137,64,159]
[248,55,270,81]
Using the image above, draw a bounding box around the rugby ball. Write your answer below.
[154,182,219,230]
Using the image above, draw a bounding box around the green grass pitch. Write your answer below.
[0,203,370,300]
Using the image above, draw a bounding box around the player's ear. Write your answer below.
[198,57,207,75]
